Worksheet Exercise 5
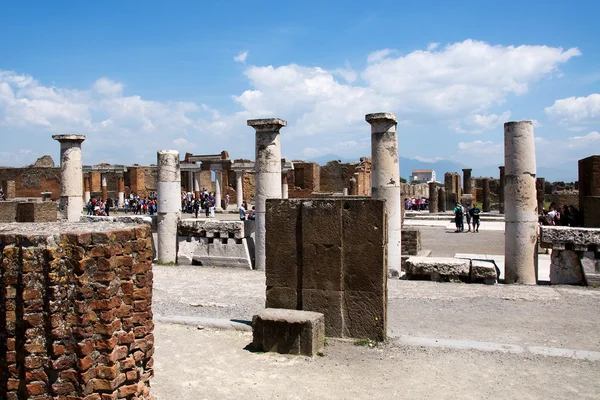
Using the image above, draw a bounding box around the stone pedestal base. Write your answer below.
[550,250,585,285]
[252,308,325,357]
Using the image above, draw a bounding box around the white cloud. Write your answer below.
[427,42,440,51]
[413,156,443,163]
[93,78,123,97]
[367,49,394,63]
[458,140,503,154]
[545,93,600,125]
[302,140,367,159]
[332,68,358,83]
[567,131,600,148]
[234,51,249,63]
[455,110,511,133]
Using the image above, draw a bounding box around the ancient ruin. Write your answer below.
[156,150,181,265]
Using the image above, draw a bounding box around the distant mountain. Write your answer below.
[472,165,577,182]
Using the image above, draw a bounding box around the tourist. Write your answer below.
[453,203,463,233]
[465,203,472,232]
[0,189,5,201]
[239,202,246,220]
[124,198,130,213]
[225,193,230,210]
[470,203,481,233]
[105,197,112,216]
[193,198,200,218]
[86,199,94,216]
[247,206,256,220]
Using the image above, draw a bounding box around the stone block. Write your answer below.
[470,260,498,284]
[581,251,600,286]
[343,290,386,341]
[583,196,600,228]
[0,201,17,222]
[252,308,325,357]
[540,226,600,251]
[405,257,470,281]
[401,228,421,256]
[550,250,585,285]
[16,201,57,222]
[265,200,300,288]
[302,289,344,337]
[177,236,252,269]
[266,287,298,310]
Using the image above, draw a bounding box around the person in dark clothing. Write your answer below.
[105,198,112,216]
[470,203,481,232]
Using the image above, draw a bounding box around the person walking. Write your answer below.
[453,203,463,233]
[471,203,481,233]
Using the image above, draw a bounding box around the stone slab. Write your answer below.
[540,226,600,251]
[470,260,498,284]
[0,201,17,222]
[405,257,470,281]
[178,218,254,240]
[252,308,325,357]
[177,236,253,269]
[581,252,600,286]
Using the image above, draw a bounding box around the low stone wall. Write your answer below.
[177,219,256,268]
[265,198,387,341]
[0,201,57,223]
[0,222,154,399]
[401,229,421,256]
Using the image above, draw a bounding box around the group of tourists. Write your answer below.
[238,201,255,221]
[453,202,482,233]
[125,193,157,215]
[404,198,429,211]
[86,197,116,216]
[540,202,583,227]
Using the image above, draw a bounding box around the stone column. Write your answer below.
[438,187,447,212]
[193,171,201,199]
[504,121,537,284]
[367,112,401,277]
[117,174,125,206]
[536,177,545,214]
[281,173,289,199]
[213,166,223,211]
[482,178,490,212]
[499,166,505,214]
[462,168,472,195]
[187,171,193,194]
[52,134,85,222]
[429,182,438,213]
[157,150,181,264]
[248,118,286,271]
[101,174,108,203]
[349,175,358,195]
[235,170,244,206]
[84,174,91,203]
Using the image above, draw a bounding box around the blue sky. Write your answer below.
[1,0,599,180]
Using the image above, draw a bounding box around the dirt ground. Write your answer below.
[150,226,600,399]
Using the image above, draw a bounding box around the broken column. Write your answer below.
[367,112,401,277]
[84,174,91,203]
[52,134,85,222]
[504,121,538,284]
[248,118,286,271]
[536,177,545,214]
[438,187,447,212]
[101,174,108,202]
[282,173,289,199]
[117,173,125,206]
[499,166,505,214]
[157,150,181,264]
[213,165,223,210]
[482,178,490,212]
[236,170,244,206]
[193,171,201,199]
[429,182,438,213]
[462,168,472,195]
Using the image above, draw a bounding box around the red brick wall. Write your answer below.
[0,225,154,399]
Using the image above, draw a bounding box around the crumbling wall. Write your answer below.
[551,192,580,209]
[0,222,154,399]
[0,168,61,201]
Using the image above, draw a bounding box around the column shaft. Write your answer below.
[248,118,286,271]
[505,121,537,284]
[157,150,181,264]
[214,170,223,210]
[438,188,447,212]
[367,112,401,277]
[482,178,490,212]
[236,171,244,206]
[429,182,438,213]
[53,134,85,222]
[281,173,289,199]
[101,175,108,203]
[499,166,505,214]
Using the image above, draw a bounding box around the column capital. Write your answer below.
[365,112,397,133]
[499,166,505,171]
[462,168,472,173]
[247,118,287,132]
[52,134,86,143]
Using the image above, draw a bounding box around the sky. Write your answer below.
[1,0,599,180]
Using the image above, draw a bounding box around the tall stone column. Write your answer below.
[367,112,401,277]
[438,187,447,212]
[281,173,289,199]
[157,150,181,264]
[235,170,244,206]
[193,171,201,199]
[499,166,505,214]
[429,182,438,213]
[482,178,490,212]
[52,134,85,222]
[84,174,91,203]
[117,174,125,206]
[101,174,108,203]
[187,171,193,193]
[504,121,537,285]
[213,166,223,211]
[462,168,472,195]
[248,118,286,271]
[536,178,545,214]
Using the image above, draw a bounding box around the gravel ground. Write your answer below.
[152,324,600,400]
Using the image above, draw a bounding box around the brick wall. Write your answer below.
[265,198,387,341]
[0,168,62,201]
[0,223,154,399]
[551,192,580,208]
